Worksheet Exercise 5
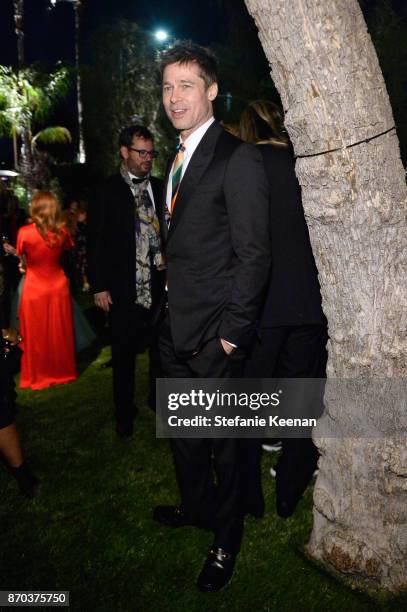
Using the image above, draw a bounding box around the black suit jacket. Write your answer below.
[257,144,325,327]
[160,121,271,357]
[87,172,165,307]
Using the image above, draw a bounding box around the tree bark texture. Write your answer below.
[244,0,406,592]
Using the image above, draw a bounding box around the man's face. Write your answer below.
[162,61,218,140]
[120,136,154,176]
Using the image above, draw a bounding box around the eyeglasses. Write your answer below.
[128,147,159,159]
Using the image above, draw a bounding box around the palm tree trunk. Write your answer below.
[13,0,24,67]
[74,0,86,163]
[244,0,406,592]
[13,0,33,187]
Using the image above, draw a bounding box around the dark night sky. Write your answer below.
[0,0,227,67]
[1,0,405,68]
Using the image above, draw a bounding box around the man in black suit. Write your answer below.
[88,125,165,438]
[153,42,270,592]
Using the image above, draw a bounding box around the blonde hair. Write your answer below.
[29,192,66,247]
[240,100,289,147]
[221,122,240,138]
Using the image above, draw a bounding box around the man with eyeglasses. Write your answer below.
[88,125,165,438]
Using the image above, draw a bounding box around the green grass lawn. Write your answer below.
[0,346,405,611]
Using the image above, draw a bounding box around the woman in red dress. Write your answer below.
[17,192,77,390]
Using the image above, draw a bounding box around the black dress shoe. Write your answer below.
[197,547,236,592]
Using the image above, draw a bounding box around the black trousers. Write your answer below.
[244,324,328,510]
[159,313,246,554]
[0,340,19,430]
[109,301,161,426]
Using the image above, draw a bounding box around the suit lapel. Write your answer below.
[118,174,135,210]
[160,159,173,243]
[166,122,222,242]
[150,177,164,220]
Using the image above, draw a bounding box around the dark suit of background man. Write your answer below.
[240,101,328,519]
[153,42,271,593]
[88,126,165,439]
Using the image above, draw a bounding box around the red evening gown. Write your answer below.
[17,224,77,390]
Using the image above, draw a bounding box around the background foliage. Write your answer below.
[82,21,175,179]
[0,64,70,139]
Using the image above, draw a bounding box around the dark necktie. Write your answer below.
[132,176,148,185]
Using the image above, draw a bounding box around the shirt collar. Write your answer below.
[180,116,215,158]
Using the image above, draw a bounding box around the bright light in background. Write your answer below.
[49,0,78,6]
[154,30,168,42]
